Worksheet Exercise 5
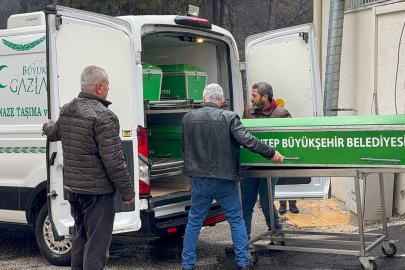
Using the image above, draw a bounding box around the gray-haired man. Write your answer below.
[181,83,284,270]
[43,65,135,270]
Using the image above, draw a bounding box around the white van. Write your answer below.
[0,5,329,266]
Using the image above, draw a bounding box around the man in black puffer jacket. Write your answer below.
[181,83,284,270]
[43,65,135,270]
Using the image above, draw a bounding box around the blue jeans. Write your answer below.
[242,177,282,234]
[182,177,250,269]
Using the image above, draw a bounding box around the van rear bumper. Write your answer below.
[123,203,224,237]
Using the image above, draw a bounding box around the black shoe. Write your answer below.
[279,203,286,215]
[239,252,258,269]
[289,203,299,214]
[225,245,234,253]
[182,268,194,270]
[239,262,255,270]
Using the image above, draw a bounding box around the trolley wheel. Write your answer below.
[382,243,397,257]
[360,260,377,270]
[249,251,258,264]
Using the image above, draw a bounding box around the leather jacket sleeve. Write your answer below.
[230,114,275,159]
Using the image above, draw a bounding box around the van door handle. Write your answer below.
[46,190,58,200]
[361,158,401,164]
[49,152,57,165]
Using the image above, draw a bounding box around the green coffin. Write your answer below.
[148,125,183,158]
[142,62,162,101]
[158,64,207,101]
[240,114,405,168]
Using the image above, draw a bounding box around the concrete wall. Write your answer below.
[316,1,405,213]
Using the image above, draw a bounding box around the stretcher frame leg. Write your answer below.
[243,168,398,270]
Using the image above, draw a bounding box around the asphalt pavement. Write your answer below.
[0,209,404,269]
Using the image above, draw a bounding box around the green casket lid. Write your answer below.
[241,114,405,128]
[148,124,182,134]
[158,64,206,73]
[142,62,162,71]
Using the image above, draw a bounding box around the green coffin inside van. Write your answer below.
[158,64,207,101]
[148,124,183,158]
[142,62,162,101]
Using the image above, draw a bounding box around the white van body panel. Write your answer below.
[46,8,140,236]
[245,24,330,200]
[0,26,47,223]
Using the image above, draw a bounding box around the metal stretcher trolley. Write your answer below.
[240,114,405,270]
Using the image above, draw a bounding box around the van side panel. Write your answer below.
[0,30,47,224]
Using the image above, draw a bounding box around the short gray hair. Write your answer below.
[252,82,273,100]
[80,65,107,92]
[203,83,224,103]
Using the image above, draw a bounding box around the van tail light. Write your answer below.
[203,215,226,226]
[167,228,178,233]
[139,179,150,195]
[174,15,212,29]
[137,125,149,158]
[137,125,150,195]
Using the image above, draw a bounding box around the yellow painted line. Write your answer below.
[296,200,325,208]
[281,198,348,227]
[320,199,342,207]
[301,206,335,213]
[312,212,349,226]
[284,213,328,227]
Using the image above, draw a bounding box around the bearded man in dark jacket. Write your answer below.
[181,83,284,270]
[242,82,292,244]
[42,65,135,270]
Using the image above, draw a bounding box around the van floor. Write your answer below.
[150,181,190,197]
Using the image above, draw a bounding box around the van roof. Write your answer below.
[7,11,45,29]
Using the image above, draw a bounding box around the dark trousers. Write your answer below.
[67,191,117,270]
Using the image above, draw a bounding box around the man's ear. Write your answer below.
[96,83,102,94]
[221,97,225,106]
[262,94,269,101]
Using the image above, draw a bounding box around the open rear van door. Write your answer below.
[245,23,330,200]
[45,5,140,239]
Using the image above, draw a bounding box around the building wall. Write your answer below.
[377,10,405,115]
[318,1,405,213]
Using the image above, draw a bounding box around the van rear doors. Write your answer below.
[244,23,330,200]
[45,5,140,239]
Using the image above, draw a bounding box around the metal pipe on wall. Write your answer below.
[313,0,322,79]
[323,0,345,116]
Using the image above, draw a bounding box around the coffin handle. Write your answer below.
[361,158,401,164]
[283,157,299,161]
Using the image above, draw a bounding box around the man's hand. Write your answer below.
[124,197,135,205]
[271,150,284,163]
[42,119,52,136]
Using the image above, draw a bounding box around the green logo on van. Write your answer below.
[2,36,46,51]
[0,147,46,153]
[0,65,7,88]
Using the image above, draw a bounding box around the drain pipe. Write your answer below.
[313,0,322,78]
[323,0,345,116]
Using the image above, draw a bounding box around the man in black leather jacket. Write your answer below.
[181,83,284,270]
